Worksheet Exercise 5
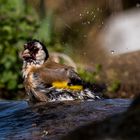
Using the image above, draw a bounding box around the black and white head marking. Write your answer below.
[22,39,49,66]
[22,40,49,78]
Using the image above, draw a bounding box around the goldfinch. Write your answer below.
[21,40,99,102]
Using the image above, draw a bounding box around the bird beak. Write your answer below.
[21,49,30,59]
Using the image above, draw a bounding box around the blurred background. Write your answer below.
[0,0,140,99]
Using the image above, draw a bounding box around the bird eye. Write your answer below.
[33,46,39,52]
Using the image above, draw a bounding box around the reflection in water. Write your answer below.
[0,99,131,139]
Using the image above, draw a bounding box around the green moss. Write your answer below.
[78,64,102,83]
[107,80,121,93]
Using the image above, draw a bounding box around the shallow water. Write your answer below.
[0,99,131,140]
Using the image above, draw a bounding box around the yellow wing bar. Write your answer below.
[52,81,83,90]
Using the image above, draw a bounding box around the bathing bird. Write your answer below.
[21,40,98,102]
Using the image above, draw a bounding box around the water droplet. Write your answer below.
[87,21,90,24]
[111,50,115,54]
[79,13,82,16]
[86,11,89,14]
[83,35,87,38]
[136,3,140,8]
[82,22,86,25]
[97,8,100,11]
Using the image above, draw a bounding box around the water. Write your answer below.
[0,99,131,140]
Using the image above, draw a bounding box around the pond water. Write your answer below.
[0,99,131,140]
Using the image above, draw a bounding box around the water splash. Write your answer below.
[111,50,115,54]
[86,11,89,14]
[136,3,140,8]
[87,21,91,24]
[97,8,100,11]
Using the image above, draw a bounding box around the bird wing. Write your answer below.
[35,59,82,86]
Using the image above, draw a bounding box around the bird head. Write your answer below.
[21,40,49,65]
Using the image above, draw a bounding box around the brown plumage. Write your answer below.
[37,59,81,84]
[21,40,85,102]
[21,40,102,103]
